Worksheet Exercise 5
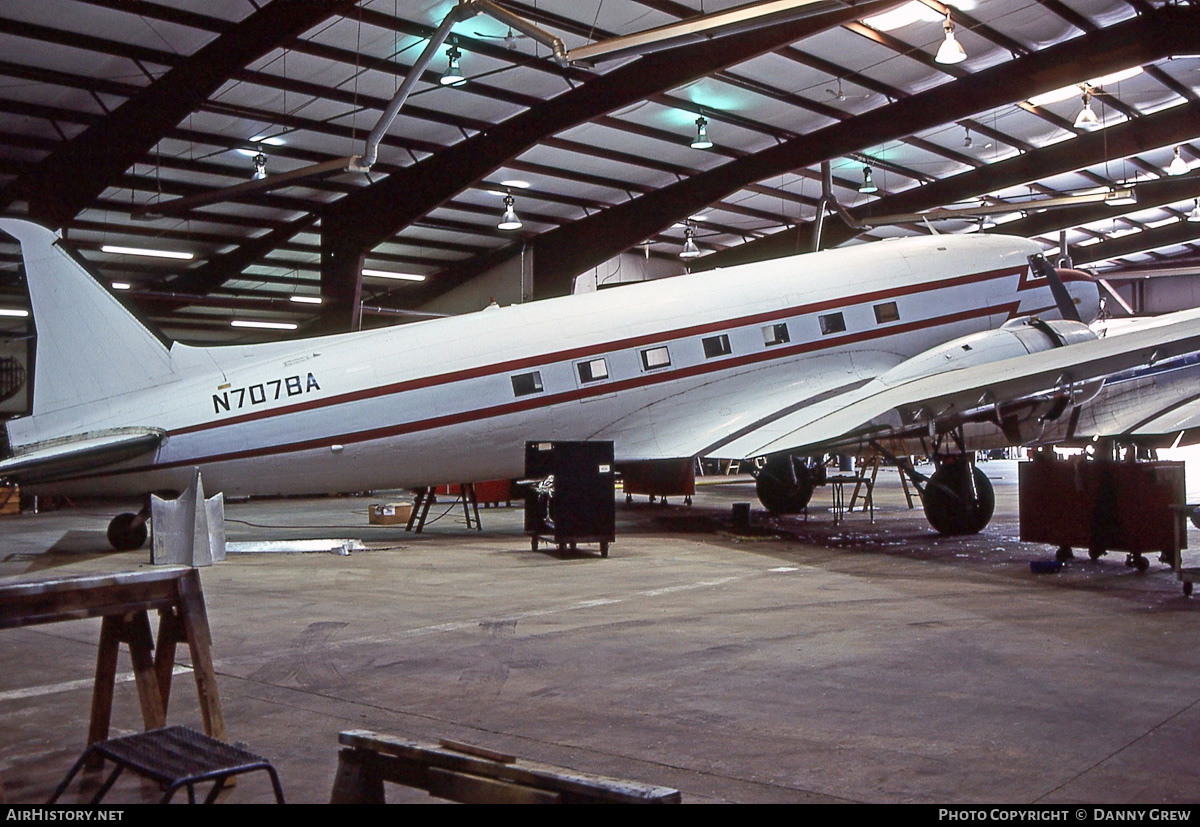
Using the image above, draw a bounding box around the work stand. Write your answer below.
[406,484,482,533]
[0,569,227,763]
[49,726,284,805]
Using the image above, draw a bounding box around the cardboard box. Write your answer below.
[0,484,18,515]
[369,503,412,525]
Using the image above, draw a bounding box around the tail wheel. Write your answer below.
[107,512,148,551]
[922,461,995,535]
[755,455,815,514]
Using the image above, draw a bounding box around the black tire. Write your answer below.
[107,512,148,551]
[755,455,815,514]
[922,463,995,535]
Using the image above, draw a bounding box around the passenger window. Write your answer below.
[640,346,671,370]
[511,371,543,396]
[874,302,900,324]
[762,323,789,347]
[702,334,732,358]
[819,312,846,335]
[577,358,609,383]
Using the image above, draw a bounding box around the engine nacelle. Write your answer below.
[879,317,1098,388]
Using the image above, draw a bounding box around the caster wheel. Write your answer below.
[600,542,609,558]
[1135,555,1150,573]
[1055,545,1074,563]
[1184,581,1193,597]
[625,493,632,504]
[1088,546,1105,561]
[531,537,539,552]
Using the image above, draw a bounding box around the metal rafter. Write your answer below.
[0,0,356,228]
[413,4,1197,304]
[315,0,898,329]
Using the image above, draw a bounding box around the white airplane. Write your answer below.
[4,217,1200,549]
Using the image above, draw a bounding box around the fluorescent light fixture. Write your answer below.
[0,308,29,317]
[101,245,194,260]
[111,282,132,290]
[690,116,713,150]
[1168,147,1190,176]
[237,136,286,156]
[289,295,323,304]
[498,194,523,231]
[500,179,531,189]
[1029,67,1143,108]
[864,1,941,32]
[362,268,426,281]
[231,320,298,330]
[1105,187,1137,206]
[688,212,709,222]
[935,12,966,65]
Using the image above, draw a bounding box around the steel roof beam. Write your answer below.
[0,0,355,229]
[697,102,1200,268]
[316,0,900,330]
[417,4,1196,303]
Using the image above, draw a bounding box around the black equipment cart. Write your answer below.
[524,440,615,557]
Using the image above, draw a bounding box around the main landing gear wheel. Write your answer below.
[922,462,995,536]
[755,455,814,514]
[107,512,148,551]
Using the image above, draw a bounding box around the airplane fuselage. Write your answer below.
[8,233,1090,499]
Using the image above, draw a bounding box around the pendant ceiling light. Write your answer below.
[440,45,466,86]
[498,194,522,231]
[935,12,966,65]
[859,165,878,194]
[679,226,701,259]
[690,116,713,150]
[1074,92,1101,131]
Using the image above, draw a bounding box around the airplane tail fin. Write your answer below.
[0,219,175,417]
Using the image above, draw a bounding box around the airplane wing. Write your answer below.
[0,428,165,484]
[704,307,1200,460]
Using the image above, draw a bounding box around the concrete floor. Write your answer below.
[2,461,1200,804]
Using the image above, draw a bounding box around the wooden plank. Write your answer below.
[125,613,166,732]
[86,616,122,756]
[0,570,188,629]
[338,731,680,803]
[177,570,226,741]
[425,767,561,804]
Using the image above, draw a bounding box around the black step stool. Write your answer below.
[49,726,285,804]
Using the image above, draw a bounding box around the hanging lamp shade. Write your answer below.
[1074,93,1101,131]
[497,194,522,230]
[935,14,966,65]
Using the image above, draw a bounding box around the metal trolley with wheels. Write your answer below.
[524,440,615,558]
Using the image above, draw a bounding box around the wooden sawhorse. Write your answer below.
[0,568,226,763]
[331,730,681,804]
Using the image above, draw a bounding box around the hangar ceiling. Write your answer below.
[0,0,1198,342]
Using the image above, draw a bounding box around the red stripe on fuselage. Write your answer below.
[59,298,1019,483]
[174,265,1023,439]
